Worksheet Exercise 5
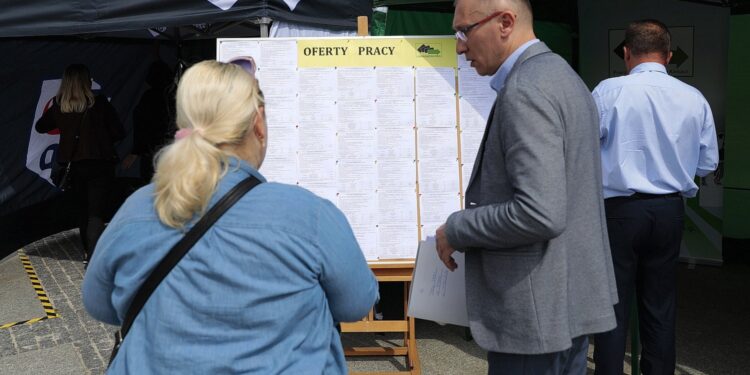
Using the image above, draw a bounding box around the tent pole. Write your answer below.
[258,17,272,37]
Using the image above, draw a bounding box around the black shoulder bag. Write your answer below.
[107,175,262,368]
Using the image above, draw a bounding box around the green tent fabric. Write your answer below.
[382,9,573,64]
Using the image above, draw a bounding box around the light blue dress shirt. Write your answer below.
[82,158,379,374]
[592,62,719,198]
[490,39,539,94]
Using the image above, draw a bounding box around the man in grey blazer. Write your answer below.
[436,0,618,373]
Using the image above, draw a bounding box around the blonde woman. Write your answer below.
[36,64,125,264]
[82,60,378,374]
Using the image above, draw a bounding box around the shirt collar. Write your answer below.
[228,156,268,183]
[629,62,668,75]
[490,39,540,94]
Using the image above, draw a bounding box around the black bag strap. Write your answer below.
[118,175,262,339]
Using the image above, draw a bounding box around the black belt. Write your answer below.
[609,192,681,200]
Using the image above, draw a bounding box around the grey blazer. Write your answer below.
[446,42,618,354]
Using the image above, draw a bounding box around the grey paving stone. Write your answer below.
[37,337,56,349]
[78,343,106,369]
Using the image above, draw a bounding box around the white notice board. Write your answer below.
[217,36,495,260]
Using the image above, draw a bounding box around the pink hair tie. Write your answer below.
[175,128,193,140]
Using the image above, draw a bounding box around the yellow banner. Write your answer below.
[297,37,457,68]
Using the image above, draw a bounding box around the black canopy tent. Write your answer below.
[0,0,372,257]
[0,0,372,39]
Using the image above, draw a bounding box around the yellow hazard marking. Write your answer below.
[0,250,61,330]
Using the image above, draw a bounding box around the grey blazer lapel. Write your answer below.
[464,42,553,194]
[465,104,495,192]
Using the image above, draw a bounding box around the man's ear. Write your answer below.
[498,11,516,37]
[666,51,673,65]
[623,46,631,62]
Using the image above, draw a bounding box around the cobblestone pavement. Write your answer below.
[0,229,114,375]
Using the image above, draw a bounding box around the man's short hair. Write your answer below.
[460,0,533,19]
[624,19,671,58]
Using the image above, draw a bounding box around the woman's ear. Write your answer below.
[253,106,266,142]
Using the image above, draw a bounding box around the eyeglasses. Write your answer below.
[455,11,503,42]
[228,56,257,78]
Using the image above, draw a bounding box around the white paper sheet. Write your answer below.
[258,68,298,98]
[351,224,378,260]
[338,99,376,132]
[460,129,485,163]
[378,223,419,259]
[218,40,261,63]
[378,189,418,224]
[457,54,472,71]
[337,67,376,100]
[338,160,377,194]
[259,156,298,185]
[298,156,337,185]
[459,96,493,131]
[418,127,459,160]
[338,193,378,226]
[305,184,338,205]
[377,127,415,160]
[377,67,415,98]
[298,125,337,156]
[458,68,494,98]
[338,129,377,161]
[260,157,298,185]
[265,125,299,160]
[407,237,468,327]
[420,222,442,241]
[259,40,298,68]
[264,96,300,126]
[418,159,461,194]
[376,98,415,129]
[419,193,461,224]
[299,97,337,126]
[462,162,475,195]
[377,159,417,190]
[299,68,337,99]
[416,95,457,128]
[415,67,456,96]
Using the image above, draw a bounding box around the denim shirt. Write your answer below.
[83,158,379,374]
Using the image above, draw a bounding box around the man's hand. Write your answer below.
[436,224,457,271]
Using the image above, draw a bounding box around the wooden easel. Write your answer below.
[340,261,420,375]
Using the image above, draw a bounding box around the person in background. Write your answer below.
[592,19,719,375]
[121,60,175,184]
[36,64,125,264]
[435,0,618,374]
[82,60,378,374]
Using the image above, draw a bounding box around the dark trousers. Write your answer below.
[594,194,684,375]
[488,335,589,375]
[70,160,115,259]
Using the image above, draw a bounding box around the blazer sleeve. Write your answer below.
[446,81,567,250]
[35,103,59,133]
[315,200,379,323]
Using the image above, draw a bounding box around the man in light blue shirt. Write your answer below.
[592,19,718,375]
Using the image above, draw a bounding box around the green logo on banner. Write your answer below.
[417,44,441,57]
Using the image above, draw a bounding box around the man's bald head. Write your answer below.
[456,0,534,26]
